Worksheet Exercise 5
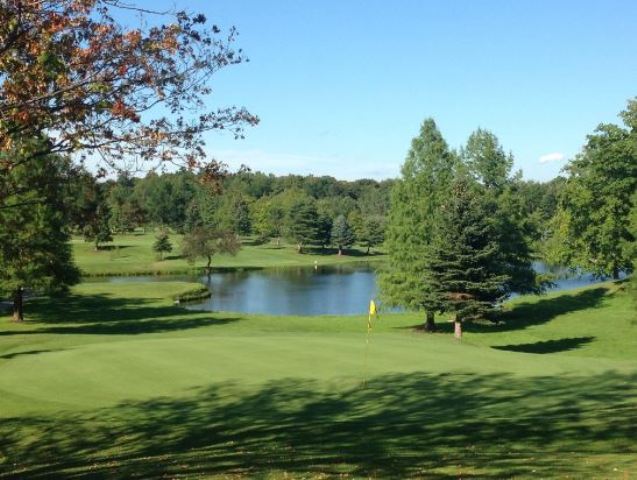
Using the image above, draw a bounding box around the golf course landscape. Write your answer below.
[1,238,636,478]
[2,2,637,478]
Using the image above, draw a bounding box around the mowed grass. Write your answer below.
[0,281,636,478]
[74,233,385,276]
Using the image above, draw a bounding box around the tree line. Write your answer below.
[69,169,394,255]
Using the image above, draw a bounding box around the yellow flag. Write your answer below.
[369,299,377,316]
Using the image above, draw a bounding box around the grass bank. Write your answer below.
[0,281,635,478]
[74,233,386,276]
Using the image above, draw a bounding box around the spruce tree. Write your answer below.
[153,229,173,261]
[331,215,355,255]
[428,177,509,338]
[379,118,457,331]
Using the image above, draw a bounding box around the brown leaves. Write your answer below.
[0,0,258,177]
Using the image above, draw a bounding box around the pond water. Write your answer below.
[91,262,620,316]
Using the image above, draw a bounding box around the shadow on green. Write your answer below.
[492,336,595,354]
[1,370,635,479]
[0,294,239,336]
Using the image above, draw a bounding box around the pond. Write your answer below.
[91,262,620,316]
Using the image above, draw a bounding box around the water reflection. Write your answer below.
[88,262,621,315]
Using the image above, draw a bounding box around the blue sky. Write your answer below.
[132,1,637,181]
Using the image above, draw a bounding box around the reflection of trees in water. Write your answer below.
[192,266,378,315]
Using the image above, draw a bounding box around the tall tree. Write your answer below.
[0,146,79,322]
[429,177,509,339]
[331,215,355,255]
[379,118,457,331]
[555,99,637,278]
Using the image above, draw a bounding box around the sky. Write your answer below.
[126,0,637,181]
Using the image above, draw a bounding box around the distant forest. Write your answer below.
[69,167,565,257]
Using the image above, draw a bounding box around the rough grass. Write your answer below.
[73,234,386,276]
[0,281,635,478]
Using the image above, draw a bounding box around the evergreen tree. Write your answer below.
[429,177,509,338]
[0,146,80,322]
[379,118,457,331]
[331,215,355,255]
[285,198,321,253]
[152,229,173,261]
[359,216,385,254]
[463,129,540,295]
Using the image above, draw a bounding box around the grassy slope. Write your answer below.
[74,234,385,276]
[0,282,635,478]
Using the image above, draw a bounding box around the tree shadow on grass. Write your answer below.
[492,336,595,354]
[470,287,609,333]
[1,370,635,479]
[0,294,240,336]
[0,349,61,360]
[395,287,610,335]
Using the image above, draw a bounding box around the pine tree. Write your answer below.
[152,229,173,261]
[0,146,80,322]
[285,198,321,253]
[428,177,509,339]
[379,118,457,331]
[331,215,355,255]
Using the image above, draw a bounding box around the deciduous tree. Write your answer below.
[556,99,637,278]
[181,228,240,275]
[0,0,258,209]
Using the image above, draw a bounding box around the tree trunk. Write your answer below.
[206,255,212,277]
[297,243,303,254]
[423,311,436,332]
[276,237,280,247]
[612,266,620,280]
[366,245,370,255]
[338,247,342,256]
[454,316,462,340]
[12,288,24,323]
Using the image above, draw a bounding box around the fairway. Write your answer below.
[1,281,636,478]
[73,234,386,276]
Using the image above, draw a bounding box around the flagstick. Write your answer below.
[363,314,371,388]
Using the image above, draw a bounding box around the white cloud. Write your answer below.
[538,152,565,164]
[209,149,399,180]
